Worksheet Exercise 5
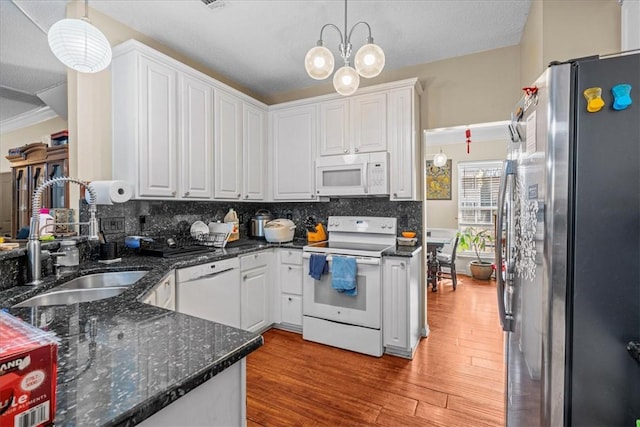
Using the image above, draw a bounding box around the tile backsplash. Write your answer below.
[81,198,422,243]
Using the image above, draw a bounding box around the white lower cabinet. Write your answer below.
[275,249,303,331]
[142,270,176,310]
[240,250,274,333]
[382,251,422,358]
[138,359,246,427]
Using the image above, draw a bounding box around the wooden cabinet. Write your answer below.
[5,143,69,238]
[388,85,422,201]
[275,249,303,331]
[270,105,317,200]
[318,93,387,156]
[240,251,273,333]
[382,250,422,358]
[142,270,176,310]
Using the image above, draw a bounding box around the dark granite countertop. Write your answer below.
[0,237,422,426]
[0,238,306,427]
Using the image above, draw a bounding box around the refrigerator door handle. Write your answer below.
[627,341,640,364]
[496,159,516,332]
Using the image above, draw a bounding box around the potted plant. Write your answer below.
[457,227,494,280]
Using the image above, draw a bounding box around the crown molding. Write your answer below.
[0,106,59,135]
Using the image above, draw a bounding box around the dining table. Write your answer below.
[425,236,453,292]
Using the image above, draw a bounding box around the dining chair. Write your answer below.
[437,236,459,290]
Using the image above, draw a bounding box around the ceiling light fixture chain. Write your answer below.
[305,0,385,96]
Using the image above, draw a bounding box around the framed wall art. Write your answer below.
[425,159,452,200]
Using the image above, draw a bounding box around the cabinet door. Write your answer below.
[156,271,176,310]
[242,103,266,200]
[351,92,387,153]
[388,87,419,200]
[13,166,30,235]
[47,160,68,209]
[383,258,409,348]
[214,90,243,199]
[280,264,302,295]
[241,266,270,332]
[318,99,349,156]
[271,106,317,200]
[139,56,178,198]
[281,294,302,327]
[180,74,213,199]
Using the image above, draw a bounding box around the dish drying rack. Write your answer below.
[192,231,230,248]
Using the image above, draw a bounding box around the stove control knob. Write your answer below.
[381,224,387,229]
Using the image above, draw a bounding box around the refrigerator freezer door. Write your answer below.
[568,53,640,427]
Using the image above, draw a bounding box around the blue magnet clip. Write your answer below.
[611,84,632,111]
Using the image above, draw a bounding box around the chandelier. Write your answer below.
[304,0,385,96]
[48,0,112,73]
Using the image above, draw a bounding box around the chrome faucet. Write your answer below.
[26,177,99,285]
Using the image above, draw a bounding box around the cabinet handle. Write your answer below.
[237,194,241,198]
[184,191,190,197]
[311,194,315,199]
[243,274,247,281]
[354,147,359,153]
[288,297,292,301]
[288,266,292,271]
[171,191,176,196]
[344,149,348,154]
[393,192,398,197]
[245,194,249,199]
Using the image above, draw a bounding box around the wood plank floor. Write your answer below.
[246,276,505,426]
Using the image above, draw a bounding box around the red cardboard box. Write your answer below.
[0,312,58,427]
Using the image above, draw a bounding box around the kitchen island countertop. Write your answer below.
[0,238,306,427]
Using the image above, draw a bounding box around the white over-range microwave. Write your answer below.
[315,152,389,196]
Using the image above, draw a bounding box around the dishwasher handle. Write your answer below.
[179,267,236,283]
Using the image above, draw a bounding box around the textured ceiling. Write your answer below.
[0,0,532,128]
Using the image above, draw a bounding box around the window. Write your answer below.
[457,160,502,251]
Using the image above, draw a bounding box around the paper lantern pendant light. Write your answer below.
[48,1,112,73]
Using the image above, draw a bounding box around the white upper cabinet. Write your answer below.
[214,89,243,200]
[112,40,267,201]
[180,74,214,199]
[137,56,179,198]
[351,92,387,154]
[270,105,317,201]
[243,103,266,200]
[318,93,387,156]
[318,99,349,156]
[388,86,422,201]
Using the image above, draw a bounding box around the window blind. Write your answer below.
[457,161,502,241]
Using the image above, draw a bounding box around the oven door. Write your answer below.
[302,254,381,329]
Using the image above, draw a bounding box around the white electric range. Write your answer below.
[302,216,397,357]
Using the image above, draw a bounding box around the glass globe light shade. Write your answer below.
[354,43,385,78]
[333,66,360,96]
[48,18,112,73]
[433,151,448,167]
[305,45,335,80]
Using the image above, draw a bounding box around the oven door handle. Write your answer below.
[302,253,380,265]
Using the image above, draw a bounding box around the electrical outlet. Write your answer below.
[101,217,125,233]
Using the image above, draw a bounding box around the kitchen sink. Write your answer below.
[13,287,128,307]
[12,271,149,308]
[56,271,148,290]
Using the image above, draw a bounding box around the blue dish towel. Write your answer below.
[331,256,357,296]
[309,254,329,280]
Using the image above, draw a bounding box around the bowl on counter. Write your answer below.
[401,231,416,238]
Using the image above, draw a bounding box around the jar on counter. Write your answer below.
[57,240,79,275]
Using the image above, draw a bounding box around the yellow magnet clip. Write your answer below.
[583,87,605,113]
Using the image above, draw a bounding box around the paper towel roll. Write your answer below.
[84,181,133,205]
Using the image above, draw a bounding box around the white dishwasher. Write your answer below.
[176,257,241,328]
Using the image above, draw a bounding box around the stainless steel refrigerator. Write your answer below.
[496,52,640,427]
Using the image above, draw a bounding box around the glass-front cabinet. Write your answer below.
[5,143,69,238]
